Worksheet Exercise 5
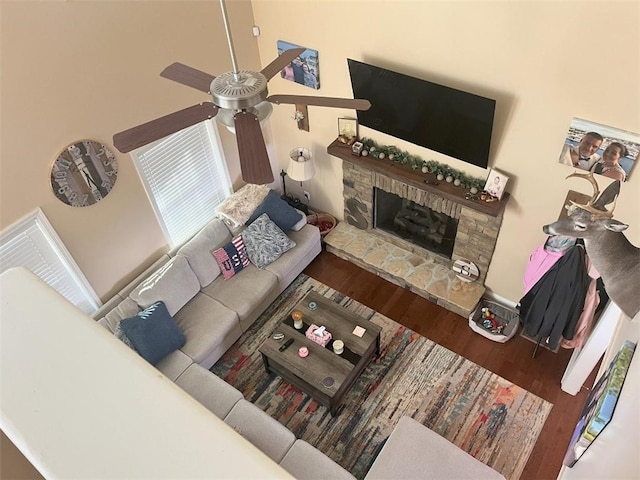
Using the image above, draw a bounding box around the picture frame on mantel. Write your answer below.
[483,168,509,200]
[338,117,358,141]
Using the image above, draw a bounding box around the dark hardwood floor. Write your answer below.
[304,250,597,480]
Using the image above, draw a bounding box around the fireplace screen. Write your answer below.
[374,188,458,258]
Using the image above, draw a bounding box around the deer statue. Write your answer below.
[542,171,640,319]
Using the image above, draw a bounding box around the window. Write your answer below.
[0,209,100,315]
[132,120,232,248]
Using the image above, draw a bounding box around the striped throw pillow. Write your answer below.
[212,235,250,280]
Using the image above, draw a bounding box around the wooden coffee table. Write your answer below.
[259,290,382,416]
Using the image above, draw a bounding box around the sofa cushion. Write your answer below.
[224,399,296,463]
[242,213,296,269]
[171,292,243,368]
[201,264,278,329]
[212,235,250,280]
[116,255,172,300]
[129,255,200,316]
[175,363,243,419]
[177,219,232,288]
[155,349,194,382]
[120,301,186,365]
[264,224,321,286]
[246,190,303,232]
[280,440,357,480]
[98,297,141,334]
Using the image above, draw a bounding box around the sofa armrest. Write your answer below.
[364,416,506,480]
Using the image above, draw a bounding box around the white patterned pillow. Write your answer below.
[241,213,296,269]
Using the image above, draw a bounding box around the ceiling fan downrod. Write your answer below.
[219,0,241,81]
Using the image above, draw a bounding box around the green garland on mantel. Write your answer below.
[359,137,486,190]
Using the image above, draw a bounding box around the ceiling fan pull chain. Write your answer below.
[219,0,240,78]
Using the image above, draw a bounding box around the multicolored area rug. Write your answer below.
[211,275,552,480]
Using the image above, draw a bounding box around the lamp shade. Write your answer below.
[287,147,315,182]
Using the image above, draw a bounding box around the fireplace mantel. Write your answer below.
[327,140,509,217]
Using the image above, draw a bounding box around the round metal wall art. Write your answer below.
[50,140,118,207]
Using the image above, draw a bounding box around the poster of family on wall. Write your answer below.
[558,118,640,182]
[277,40,320,90]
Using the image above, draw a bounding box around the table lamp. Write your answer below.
[280,147,314,213]
[287,147,315,183]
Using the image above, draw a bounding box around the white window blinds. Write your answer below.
[0,209,100,315]
[132,120,232,248]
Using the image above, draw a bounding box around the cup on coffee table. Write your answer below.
[292,310,304,330]
[333,340,344,355]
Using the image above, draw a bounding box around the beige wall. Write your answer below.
[1,0,638,306]
[253,0,640,302]
[0,0,259,300]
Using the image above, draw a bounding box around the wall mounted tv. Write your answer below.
[347,59,496,169]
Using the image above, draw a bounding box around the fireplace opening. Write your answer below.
[374,188,458,259]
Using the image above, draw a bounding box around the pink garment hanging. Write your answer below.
[522,236,577,295]
[561,256,601,349]
[523,247,564,295]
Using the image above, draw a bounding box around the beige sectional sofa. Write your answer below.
[95,212,321,376]
[175,362,357,479]
[92,193,362,478]
[90,187,505,480]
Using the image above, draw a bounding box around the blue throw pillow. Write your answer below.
[120,301,186,365]
[246,190,303,232]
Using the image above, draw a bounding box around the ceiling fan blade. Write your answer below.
[113,102,219,153]
[160,62,216,93]
[268,94,371,111]
[233,111,274,184]
[260,47,306,80]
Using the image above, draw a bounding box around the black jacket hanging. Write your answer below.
[519,245,590,350]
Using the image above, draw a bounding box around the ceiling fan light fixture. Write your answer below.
[254,101,274,122]
[215,101,273,133]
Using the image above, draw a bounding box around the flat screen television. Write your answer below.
[347,59,496,169]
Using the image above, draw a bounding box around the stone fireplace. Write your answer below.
[374,188,459,259]
[324,141,508,317]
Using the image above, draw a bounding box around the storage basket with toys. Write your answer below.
[306,212,336,238]
[468,298,519,343]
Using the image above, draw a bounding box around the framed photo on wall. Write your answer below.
[558,117,639,182]
[277,40,320,90]
[483,168,509,200]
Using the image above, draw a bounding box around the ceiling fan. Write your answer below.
[113,0,371,185]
